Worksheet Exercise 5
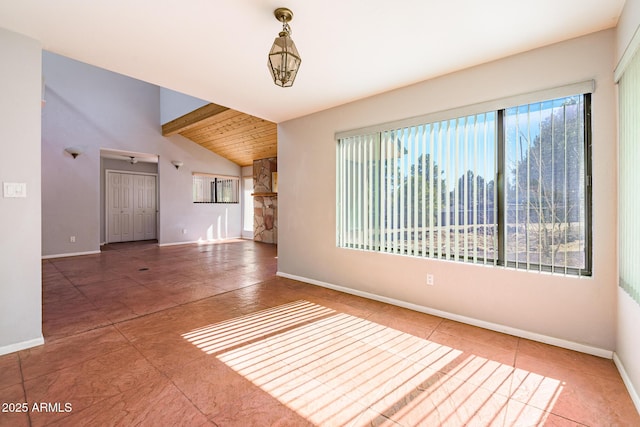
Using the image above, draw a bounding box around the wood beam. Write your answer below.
[161,103,229,136]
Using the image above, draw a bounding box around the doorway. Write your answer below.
[243,175,254,239]
[105,170,158,243]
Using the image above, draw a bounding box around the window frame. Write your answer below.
[496,94,593,275]
[336,83,593,276]
[192,173,240,204]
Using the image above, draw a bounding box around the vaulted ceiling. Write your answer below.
[162,103,276,167]
[0,1,624,125]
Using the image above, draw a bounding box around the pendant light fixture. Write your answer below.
[268,8,301,87]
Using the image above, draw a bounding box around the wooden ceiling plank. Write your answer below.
[189,131,278,144]
[182,117,274,140]
[190,109,244,130]
[183,111,271,131]
[214,138,277,150]
[195,137,277,152]
[165,103,278,166]
[161,103,230,136]
[186,123,276,142]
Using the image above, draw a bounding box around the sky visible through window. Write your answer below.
[337,94,589,274]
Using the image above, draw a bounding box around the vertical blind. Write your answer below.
[619,49,640,304]
[503,96,588,274]
[192,173,240,203]
[337,113,498,265]
[337,92,591,275]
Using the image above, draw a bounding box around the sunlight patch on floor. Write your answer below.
[181,300,334,354]
[184,301,563,425]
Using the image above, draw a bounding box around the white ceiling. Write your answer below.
[0,0,625,123]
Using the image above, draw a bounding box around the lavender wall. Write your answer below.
[42,52,242,256]
[0,28,43,354]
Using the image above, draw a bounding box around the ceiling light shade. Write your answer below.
[268,8,301,88]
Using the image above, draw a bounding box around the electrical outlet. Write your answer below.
[426,274,434,286]
[70,236,76,243]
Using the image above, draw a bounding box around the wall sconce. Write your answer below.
[268,7,302,87]
[64,147,83,159]
[171,160,184,170]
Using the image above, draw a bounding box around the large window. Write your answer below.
[618,48,640,304]
[337,91,592,275]
[193,173,240,204]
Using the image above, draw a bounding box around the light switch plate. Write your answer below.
[3,182,27,198]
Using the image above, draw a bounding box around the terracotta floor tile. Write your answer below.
[302,294,383,319]
[115,307,213,340]
[142,280,226,306]
[7,240,636,425]
[435,319,520,353]
[187,286,273,315]
[169,356,312,426]
[516,338,619,379]
[437,351,515,397]
[19,326,129,380]
[63,269,130,286]
[228,278,315,306]
[0,384,30,427]
[76,277,178,322]
[428,330,518,369]
[510,362,640,426]
[128,332,208,376]
[41,259,60,275]
[0,352,22,390]
[366,304,443,338]
[215,353,367,426]
[24,345,161,426]
[43,279,84,304]
[251,365,368,427]
[460,392,576,427]
[42,294,111,341]
[373,371,496,426]
[128,270,198,286]
[46,376,212,427]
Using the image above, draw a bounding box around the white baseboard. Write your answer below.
[158,240,199,247]
[158,237,244,247]
[614,353,640,415]
[0,336,44,356]
[42,250,101,260]
[276,271,613,359]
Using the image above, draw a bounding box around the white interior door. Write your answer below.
[133,174,157,240]
[107,172,122,243]
[143,175,157,240]
[133,174,146,241]
[108,172,134,243]
[120,174,134,241]
[107,171,156,243]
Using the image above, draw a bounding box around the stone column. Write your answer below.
[253,158,277,244]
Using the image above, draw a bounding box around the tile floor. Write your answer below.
[1,240,638,426]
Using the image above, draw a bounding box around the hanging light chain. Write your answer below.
[282,21,291,35]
